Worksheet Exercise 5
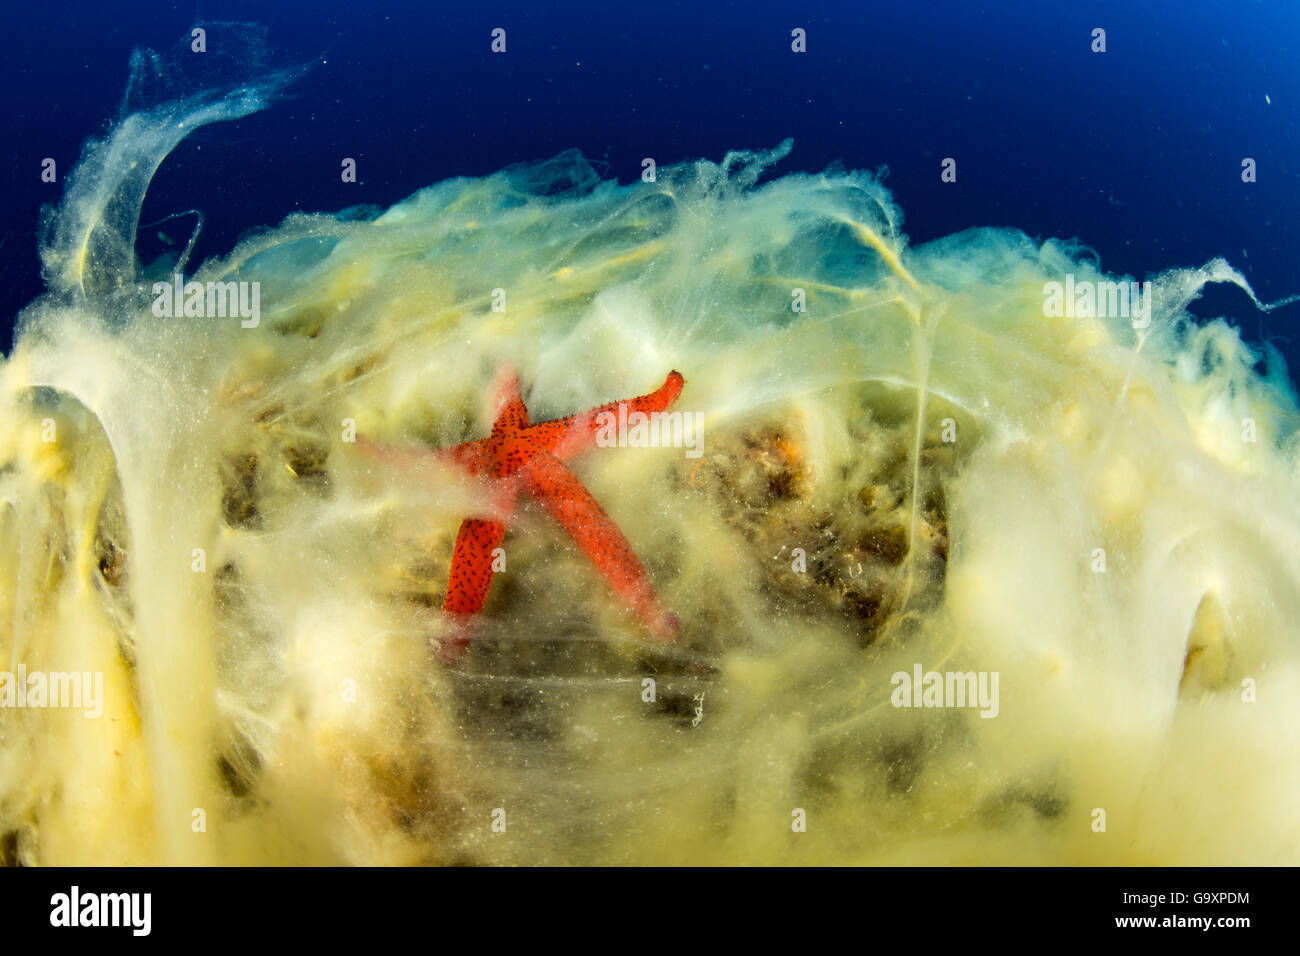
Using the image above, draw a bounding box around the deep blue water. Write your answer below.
[3,1,1298,379]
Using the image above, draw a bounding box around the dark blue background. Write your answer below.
[3,1,1297,379]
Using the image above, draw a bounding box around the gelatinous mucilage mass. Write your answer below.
[2,27,1300,865]
[38,23,309,312]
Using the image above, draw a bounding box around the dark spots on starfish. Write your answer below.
[429,371,683,659]
[443,519,506,616]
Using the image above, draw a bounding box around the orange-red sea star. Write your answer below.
[359,369,684,660]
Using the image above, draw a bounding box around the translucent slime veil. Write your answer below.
[2,34,1299,865]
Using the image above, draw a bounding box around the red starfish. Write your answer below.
[359,368,685,660]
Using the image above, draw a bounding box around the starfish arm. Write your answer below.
[355,433,495,476]
[489,366,530,437]
[355,433,439,470]
[526,370,685,460]
[434,462,521,658]
[443,517,510,617]
[442,437,497,475]
[519,451,679,641]
[438,508,515,661]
